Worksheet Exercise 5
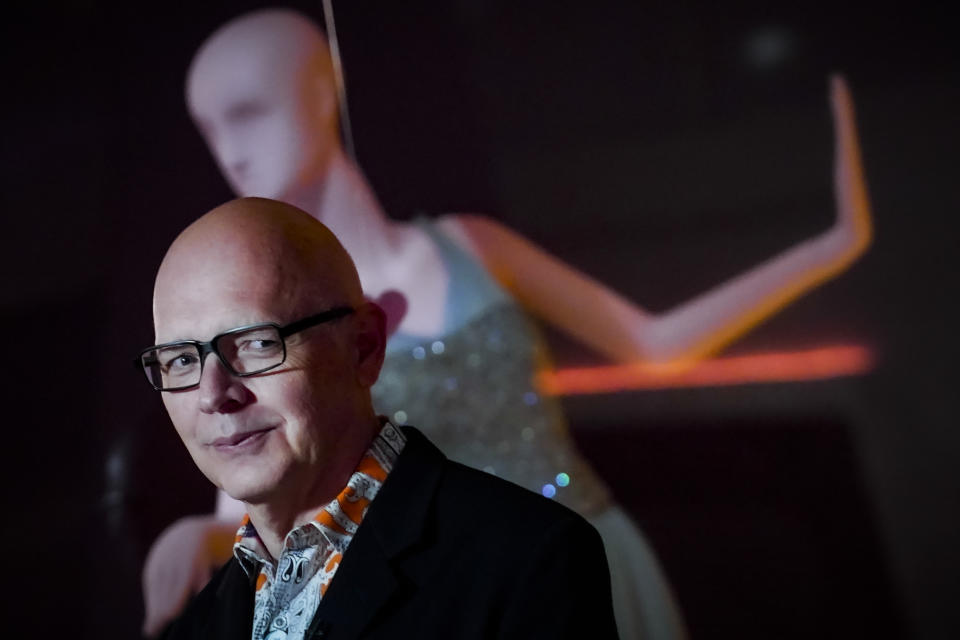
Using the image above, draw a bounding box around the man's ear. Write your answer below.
[353,301,386,387]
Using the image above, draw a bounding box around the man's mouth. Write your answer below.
[211,427,275,451]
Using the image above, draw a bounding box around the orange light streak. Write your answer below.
[536,344,874,396]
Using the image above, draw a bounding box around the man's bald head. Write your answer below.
[186,10,340,200]
[154,197,363,342]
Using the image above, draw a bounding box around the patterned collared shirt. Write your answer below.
[233,421,407,640]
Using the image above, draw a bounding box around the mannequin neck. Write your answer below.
[283,150,407,289]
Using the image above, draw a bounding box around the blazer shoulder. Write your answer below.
[401,425,595,531]
[390,426,599,548]
[439,457,598,538]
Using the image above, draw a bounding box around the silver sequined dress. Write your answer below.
[373,261,611,514]
[372,221,687,640]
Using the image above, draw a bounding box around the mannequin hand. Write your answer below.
[829,74,873,253]
[141,515,237,637]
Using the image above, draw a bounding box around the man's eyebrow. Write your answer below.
[152,336,196,346]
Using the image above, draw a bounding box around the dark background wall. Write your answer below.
[3,1,957,637]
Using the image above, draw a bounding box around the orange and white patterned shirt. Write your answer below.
[233,421,406,640]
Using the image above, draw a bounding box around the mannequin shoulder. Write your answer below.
[434,213,518,260]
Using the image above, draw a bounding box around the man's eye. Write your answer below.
[242,339,279,352]
[164,353,199,371]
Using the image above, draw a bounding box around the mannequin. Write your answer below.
[142,8,871,638]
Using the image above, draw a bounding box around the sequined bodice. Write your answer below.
[371,223,611,515]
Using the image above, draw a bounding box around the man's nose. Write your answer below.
[197,354,251,414]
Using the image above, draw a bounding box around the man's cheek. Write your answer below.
[164,404,196,443]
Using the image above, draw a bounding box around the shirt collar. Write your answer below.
[233,419,406,579]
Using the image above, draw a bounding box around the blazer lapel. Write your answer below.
[203,560,255,639]
[310,427,445,639]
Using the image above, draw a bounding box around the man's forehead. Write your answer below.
[152,197,362,341]
[154,248,346,341]
[153,259,294,341]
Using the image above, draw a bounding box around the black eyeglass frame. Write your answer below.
[134,306,355,391]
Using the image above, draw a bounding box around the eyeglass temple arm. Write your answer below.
[278,306,354,337]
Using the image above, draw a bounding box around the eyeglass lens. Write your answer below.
[140,325,285,390]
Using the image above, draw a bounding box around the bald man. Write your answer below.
[137,198,618,639]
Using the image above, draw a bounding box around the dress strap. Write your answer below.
[386,217,508,352]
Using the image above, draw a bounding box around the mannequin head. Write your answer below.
[186,9,340,202]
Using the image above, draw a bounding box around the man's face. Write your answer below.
[187,50,330,202]
[154,254,360,506]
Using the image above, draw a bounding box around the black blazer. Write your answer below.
[164,426,619,639]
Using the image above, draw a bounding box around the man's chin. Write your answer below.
[217,469,283,506]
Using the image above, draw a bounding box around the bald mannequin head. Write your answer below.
[152,197,385,511]
[186,9,340,201]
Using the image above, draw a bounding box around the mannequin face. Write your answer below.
[187,44,336,201]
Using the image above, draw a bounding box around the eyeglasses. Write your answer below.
[135,306,354,391]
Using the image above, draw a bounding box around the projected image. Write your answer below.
[141,7,873,639]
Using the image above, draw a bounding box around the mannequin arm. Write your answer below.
[214,487,247,520]
[441,75,871,364]
[141,494,242,636]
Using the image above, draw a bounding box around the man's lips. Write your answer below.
[210,427,275,449]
